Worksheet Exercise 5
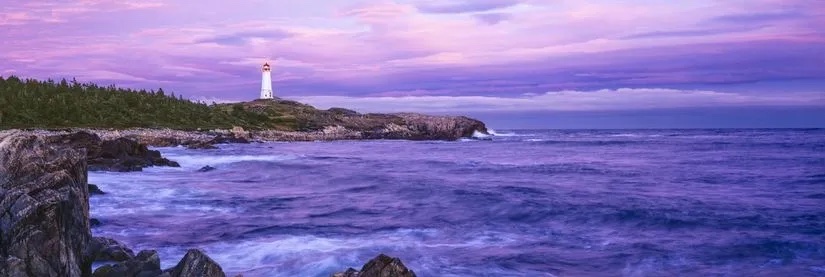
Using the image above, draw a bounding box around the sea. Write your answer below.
[88,129,825,277]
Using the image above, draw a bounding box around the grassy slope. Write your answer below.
[0,76,347,131]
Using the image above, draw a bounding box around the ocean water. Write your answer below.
[88,129,825,277]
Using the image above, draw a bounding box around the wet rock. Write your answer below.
[197,165,216,172]
[164,249,226,277]
[45,131,180,172]
[90,218,102,227]
[0,131,93,276]
[88,237,135,262]
[89,183,106,195]
[92,250,162,277]
[333,254,417,277]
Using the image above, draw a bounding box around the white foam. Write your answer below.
[149,229,522,276]
[164,154,297,169]
[472,130,491,139]
[488,129,523,137]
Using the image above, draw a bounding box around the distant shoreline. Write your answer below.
[3,122,489,150]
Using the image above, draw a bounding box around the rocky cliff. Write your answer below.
[0,132,223,277]
[0,131,92,276]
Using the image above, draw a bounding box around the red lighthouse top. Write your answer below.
[262,63,271,72]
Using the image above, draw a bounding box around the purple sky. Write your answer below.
[1,0,824,118]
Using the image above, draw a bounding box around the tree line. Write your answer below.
[0,76,278,130]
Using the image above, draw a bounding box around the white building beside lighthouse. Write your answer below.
[260,62,273,99]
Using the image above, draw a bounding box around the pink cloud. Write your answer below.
[0,0,822,102]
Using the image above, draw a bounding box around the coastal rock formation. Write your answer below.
[333,254,417,277]
[197,165,216,172]
[92,249,226,277]
[227,99,489,141]
[0,131,92,276]
[89,184,106,195]
[163,249,226,277]
[44,131,180,172]
[88,237,135,262]
[92,249,162,277]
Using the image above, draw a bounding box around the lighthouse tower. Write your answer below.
[260,62,273,99]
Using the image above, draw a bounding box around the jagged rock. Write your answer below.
[92,250,162,277]
[164,249,226,277]
[197,165,216,172]
[44,131,180,172]
[88,237,135,262]
[0,131,93,276]
[89,183,106,195]
[333,254,417,277]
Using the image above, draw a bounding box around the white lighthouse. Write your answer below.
[260,62,273,99]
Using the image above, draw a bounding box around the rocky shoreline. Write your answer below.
[0,131,418,276]
[7,108,489,149]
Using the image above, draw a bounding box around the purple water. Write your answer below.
[89,129,825,276]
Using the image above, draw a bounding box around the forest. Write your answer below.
[0,76,283,130]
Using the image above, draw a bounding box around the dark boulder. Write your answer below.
[333,254,417,277]
[90,218,102,227]
[88,237,135,262]
[209,133,250,144]
[45,131,180,172]
[92,250,162,277]
[0,131,93,276]
[164,249,226,277]
[197,165,216,172]
[89,183,106,195]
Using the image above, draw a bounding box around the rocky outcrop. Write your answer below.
[333,254,417,277]
[226,98,489,141]
[163,249,226,277]
[90,248,227,277]
[89,184,105,195]
[43,131,180,172]
[197,166,216,172]
[0,131,92,276]
[367,113,487,140]
[92,249,162,277]
[88,237,135,262]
